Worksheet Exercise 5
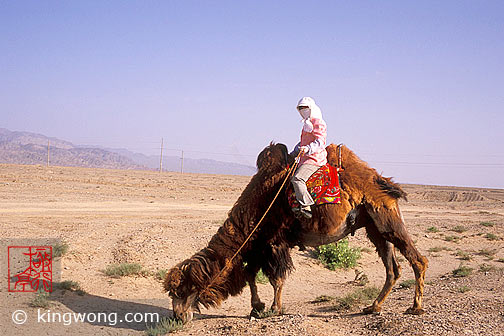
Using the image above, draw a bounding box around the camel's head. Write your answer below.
[256,142,291,174]
[164,262,200,323]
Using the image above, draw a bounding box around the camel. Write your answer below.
[164,143,428,323]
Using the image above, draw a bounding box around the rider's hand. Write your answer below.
[300,146,310,155]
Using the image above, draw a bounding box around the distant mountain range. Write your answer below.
[0,128,256,175]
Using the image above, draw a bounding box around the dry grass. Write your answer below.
[145,317,184,335]
[451,226,468,233]
[398,279,416,289]
[103,263,147,278]
[452,264,473,278]
[331,287,380,311]
[311,295,335,303]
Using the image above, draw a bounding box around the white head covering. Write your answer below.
[296,97,323,132]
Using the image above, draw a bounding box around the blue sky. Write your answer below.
[1,1,503,188]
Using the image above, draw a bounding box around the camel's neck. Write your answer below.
[199,168,285,277]
[196,168,289,304]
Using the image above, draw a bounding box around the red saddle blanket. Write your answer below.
[287,164,342,207]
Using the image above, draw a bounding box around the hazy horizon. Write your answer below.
[1,1,503,188]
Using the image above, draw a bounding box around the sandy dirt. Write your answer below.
[1,163,503,336]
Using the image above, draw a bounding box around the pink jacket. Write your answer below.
[298,118,327,166]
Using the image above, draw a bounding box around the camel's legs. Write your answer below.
[378,208,428,315]
[260,243,292,315]
[269,275,285,313]
[245,267,266,313]
[364,240,401,313]
[360,211,401,314]
[393,240,428,314]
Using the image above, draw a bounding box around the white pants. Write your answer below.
[291,164,320,207]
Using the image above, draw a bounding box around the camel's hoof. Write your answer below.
[252,301,266,313]
[362,305,381,315]
[405,307,425,315]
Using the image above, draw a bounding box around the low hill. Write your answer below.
[0,128,255,175]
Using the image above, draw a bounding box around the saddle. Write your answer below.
[287,163,342,208]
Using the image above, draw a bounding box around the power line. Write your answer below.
[370,161,504,167]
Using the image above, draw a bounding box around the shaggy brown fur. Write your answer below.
[164,143,297,321]
[164,143,428,322]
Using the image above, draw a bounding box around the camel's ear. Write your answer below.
[256,145,272,170]
[164,267,184,293]
[277,143,290,167]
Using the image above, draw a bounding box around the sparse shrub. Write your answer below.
[452,264,473,278]
[480,221,494,227]
[103,263,145,278]
[444,235,461,243]
[311,295,335,303]
[496,258,504,263]
[458,286,471,293]
[479,264,495,272]
[255,269,269,284]
[477,249,497,258]
[54,280,85,295]
[145,317,184,335]
[316,239,361,270]
[429,246,452,253]
[155,269,168,281]
[52,241,69,258]
[426,226,439,233]
[354,271,369,286]
[455,250,472,261]
[484,233,499,241]
[55,280,79,290]
[30,290,51,308]
[451,226,467,233]
[332,287,380,311]
[251,308,282,319]
[399,279,416,289]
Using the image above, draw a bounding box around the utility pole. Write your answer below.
[159,138,164,173]
[47,140,50,167]
[180,150,184,173]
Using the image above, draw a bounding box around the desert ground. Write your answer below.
[1,163,503,336]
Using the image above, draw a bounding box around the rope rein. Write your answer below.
[200,150,303,295]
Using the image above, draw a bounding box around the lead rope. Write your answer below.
[199,150,303,297]
[337,143,343,170]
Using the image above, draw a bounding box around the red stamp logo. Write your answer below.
[8,246,53,292]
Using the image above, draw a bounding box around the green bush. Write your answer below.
[452,264,473,278]
[316,239,361,270]
[455,250,472,260]
[255,269,269,284]
[399,279,416,289]
[103,263,145,278]
[451,226,467,233]
[484,233,499,241]
[54,280,85,295]
[52,241,69,258]
[145,317,184,335]
[30,290,51,308]
[311,295,335,303]
[332,286,380,311]
[155,269,168,281]
[458,286,471,293]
